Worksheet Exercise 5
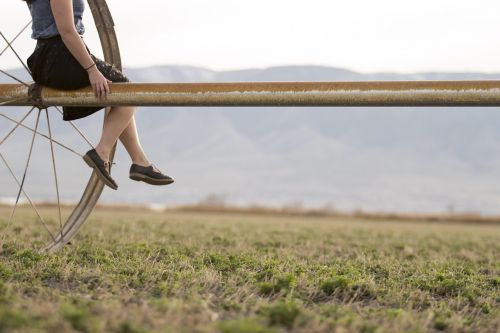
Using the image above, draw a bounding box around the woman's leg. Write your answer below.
[95,106,158,169]
[117,114,152,167]
[94,106,137,162]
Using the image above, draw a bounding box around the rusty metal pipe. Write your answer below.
[2,81,500,107]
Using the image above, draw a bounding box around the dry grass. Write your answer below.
[0,206,499,333]
[173,202,500,225]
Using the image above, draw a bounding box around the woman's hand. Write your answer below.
[87,66,111,99]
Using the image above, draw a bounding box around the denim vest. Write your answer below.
[28,0,85,39]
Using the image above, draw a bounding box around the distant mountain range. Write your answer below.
[2,65,500,214]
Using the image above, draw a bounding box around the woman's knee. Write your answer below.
[110,106,136,113]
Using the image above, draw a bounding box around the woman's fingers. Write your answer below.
[99,81,110,99]
[95,83,101,99]
[99,83,106,99]
[90,74,110,99]
[92,82,98,98]
[93,81,104,99]
[104,81,111,95]
[98,84,103,99]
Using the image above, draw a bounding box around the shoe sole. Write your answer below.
[83,154,118,190]
[129,172,175,186]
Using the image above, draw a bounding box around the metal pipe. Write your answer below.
[2,81,500,107]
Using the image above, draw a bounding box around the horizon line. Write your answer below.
[5,63,500,76]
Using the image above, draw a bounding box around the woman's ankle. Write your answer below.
[131,157,150,167]
[95,146,111,162]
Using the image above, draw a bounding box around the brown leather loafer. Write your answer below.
[129,163,174,185]
[83,149,118,190]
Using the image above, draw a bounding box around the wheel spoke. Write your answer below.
[45,109,64,240]
[0,21,32,57]
[0,68,30,87]
[5,110,56,243]
[54,106,95,149]
[0,0,122,252]
[0,153,55,246]
[0,111,83,157]
[0,31,32,77]
[0,107,34,146]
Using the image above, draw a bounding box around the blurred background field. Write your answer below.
[0,205,498,333]
[3,1,500,332]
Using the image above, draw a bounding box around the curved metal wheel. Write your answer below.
[0,0,121,253]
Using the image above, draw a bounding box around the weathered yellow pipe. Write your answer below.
[2,81,500,107]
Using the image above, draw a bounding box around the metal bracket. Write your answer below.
[28,83,47,109]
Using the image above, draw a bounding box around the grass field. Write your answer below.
[0,206,498,333]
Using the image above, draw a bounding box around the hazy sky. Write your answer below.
[2,0,500,73]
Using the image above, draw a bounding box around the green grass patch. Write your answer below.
[0,207,498,333]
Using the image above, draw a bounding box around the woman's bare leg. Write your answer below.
[87,106,172,187]
[94,106,159,170]
[94,106,136,162]
[118,115,152,167]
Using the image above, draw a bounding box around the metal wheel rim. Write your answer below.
[43,0,122,253]
[0,0,122,253]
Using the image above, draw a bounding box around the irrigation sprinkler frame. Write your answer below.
[2,80,500,107]
[1,0,498,253]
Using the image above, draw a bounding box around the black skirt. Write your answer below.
[26,35,129,121]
